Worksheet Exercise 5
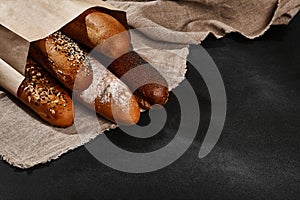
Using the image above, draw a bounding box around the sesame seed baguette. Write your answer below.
[62,8,130,59]
[17,59,74,127]
[30,31,93,91]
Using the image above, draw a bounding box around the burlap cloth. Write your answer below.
[1,0,299,169]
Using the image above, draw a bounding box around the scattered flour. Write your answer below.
[79,57,132,110]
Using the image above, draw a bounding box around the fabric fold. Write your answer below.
[107,0,300,43]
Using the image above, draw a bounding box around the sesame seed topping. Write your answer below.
[23,59,71,117]
[50,109,55,115]
[48,31,87,66]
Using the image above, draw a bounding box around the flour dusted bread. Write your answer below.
[75,57,140,125]
[62,8,130,59]
[17,59,74,127]
[30,31,93,90]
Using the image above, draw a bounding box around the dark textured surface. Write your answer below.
[1,15,299,200]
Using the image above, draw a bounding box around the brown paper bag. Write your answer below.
[0,0,129,168]
[0,0,128,75]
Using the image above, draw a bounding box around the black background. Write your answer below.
[0,14,299,200]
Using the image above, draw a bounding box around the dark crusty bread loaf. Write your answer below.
[108,51,169,109]
[17,59,74,127]
[30,31,93,91]
[62,8,131,59]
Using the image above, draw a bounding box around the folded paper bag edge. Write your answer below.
[0,0,127,42]
[0,25,30,75]
[0,58,25,97]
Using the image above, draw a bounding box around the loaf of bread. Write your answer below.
[30,31,93,91]
[75,57,140,125]
[17,59,74,127]
[61,10,169,109]
[62,8,131,59]
[108,51,169,109]
[30,31,140,124]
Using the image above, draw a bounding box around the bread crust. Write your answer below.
[108,51,169,109]
[62,10,169,109]
[30,31,93,91]
[17,59,74,127]
[75,57,140,125]
[62,8,131,59]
